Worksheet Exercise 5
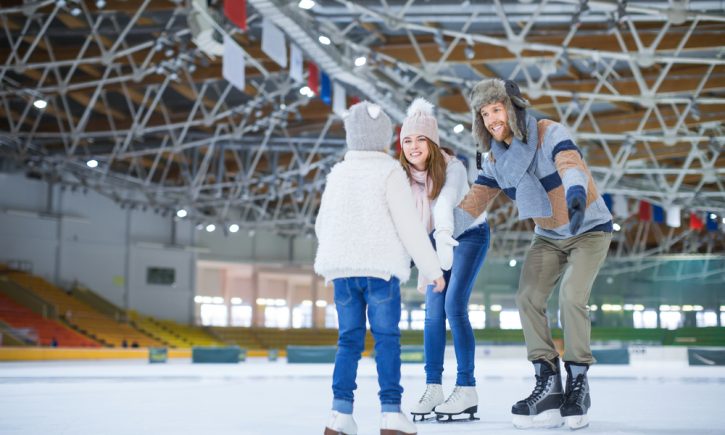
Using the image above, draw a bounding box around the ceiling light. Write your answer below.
[298,0,315,9]
[206,224,216,232]
[70,7,81,16]
[509,259,517,267]
[318,35,331,45]
[453,124,464,134]
[86,159,98,168]
[33,99,47,109]
[95,0,105,8]
[464,45,475,60]
[354,56,367,67]
[229,224,240,233]
[176,209,187,218]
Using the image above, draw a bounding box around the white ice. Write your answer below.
[1,348,724,435]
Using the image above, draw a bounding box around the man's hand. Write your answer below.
[434,231,459,271]
[567,186,586,235]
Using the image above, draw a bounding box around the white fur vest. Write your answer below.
[314,151,412,283]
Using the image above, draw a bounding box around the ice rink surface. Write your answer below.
[1,353,724,435]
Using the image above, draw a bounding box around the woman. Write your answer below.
[399,98,490,423]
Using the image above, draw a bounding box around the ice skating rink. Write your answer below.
[1,348,723,435]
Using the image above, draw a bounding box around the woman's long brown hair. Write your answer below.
[399,138,449,201]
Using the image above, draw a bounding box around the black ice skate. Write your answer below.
[511,358,564,429]
[560,362,591,430]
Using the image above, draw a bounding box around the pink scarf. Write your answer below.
[409,151,453,292]
[409,151,453,233]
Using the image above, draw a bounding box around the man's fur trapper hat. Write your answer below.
[469,78,530,151]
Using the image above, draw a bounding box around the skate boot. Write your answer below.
[511,358,564,429]
[380,412,417,435]
[434,386,479,422]
[324,411,358,435]
[560,362,591,430]
[410,384,444,422]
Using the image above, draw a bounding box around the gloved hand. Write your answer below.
[566,186,586,235]
[434,230,459,271]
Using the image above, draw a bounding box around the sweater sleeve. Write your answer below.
[457,155,501,219]
[386,168,443,281]
[432,159,468,235]
[546,123,589,198]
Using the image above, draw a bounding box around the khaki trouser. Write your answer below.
[516,231,612,364]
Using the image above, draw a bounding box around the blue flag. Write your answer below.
[320,71,331,105]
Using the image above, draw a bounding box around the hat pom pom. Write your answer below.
[407,97,434,118]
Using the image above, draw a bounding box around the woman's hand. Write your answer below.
[434,230,459,270]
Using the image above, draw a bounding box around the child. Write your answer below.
[314,101,445,435]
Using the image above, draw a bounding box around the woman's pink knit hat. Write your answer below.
[400,97,440,147]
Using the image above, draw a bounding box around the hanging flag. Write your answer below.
[612,194,628,218]
[689,211,704,231]
[289,43,303,83]
[706,212,719,232]
[332,82,346,116]
[223,35,246,92]
[261,18,287,67]
[307,62,319,94]
[638,200,651,221]
[224,0,247,31]
[665,205,681,228]
[652,204,664,223]
[602,194,613,213]
[320,71,331,105]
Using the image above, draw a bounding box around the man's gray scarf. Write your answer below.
[490,115,553,220]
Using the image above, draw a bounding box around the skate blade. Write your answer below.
[435,406,479,423]
[410,413,436,423]
[565,415,589,430]
[512,409,564,429]
[324,427,355,435]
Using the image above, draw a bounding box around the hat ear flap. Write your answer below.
[472,111,491,152]
[515,107,527,143]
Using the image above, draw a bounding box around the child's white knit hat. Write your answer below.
[343,101,393,152]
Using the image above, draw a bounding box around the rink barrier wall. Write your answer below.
[0,347,190,361]
[287,345,336,363]
[191,346,243,363]
[0,347,282,361]
[688,348,725,366]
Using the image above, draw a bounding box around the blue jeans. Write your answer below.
[331,276,403,414]
[424,222,490,386]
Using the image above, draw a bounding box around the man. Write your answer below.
[456,78,612,430]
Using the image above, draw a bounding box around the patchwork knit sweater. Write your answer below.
[459,119,612,239]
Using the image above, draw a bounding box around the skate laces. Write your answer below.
[419,385,438,403]
[564,375,585,405]
[523,375,548,405]
[445,386,463,404]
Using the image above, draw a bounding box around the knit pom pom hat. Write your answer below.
[400,97,440,148]
[469,78,530,151]
[343,101,393,152]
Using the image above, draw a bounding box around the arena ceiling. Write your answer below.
[0,0,723,272]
